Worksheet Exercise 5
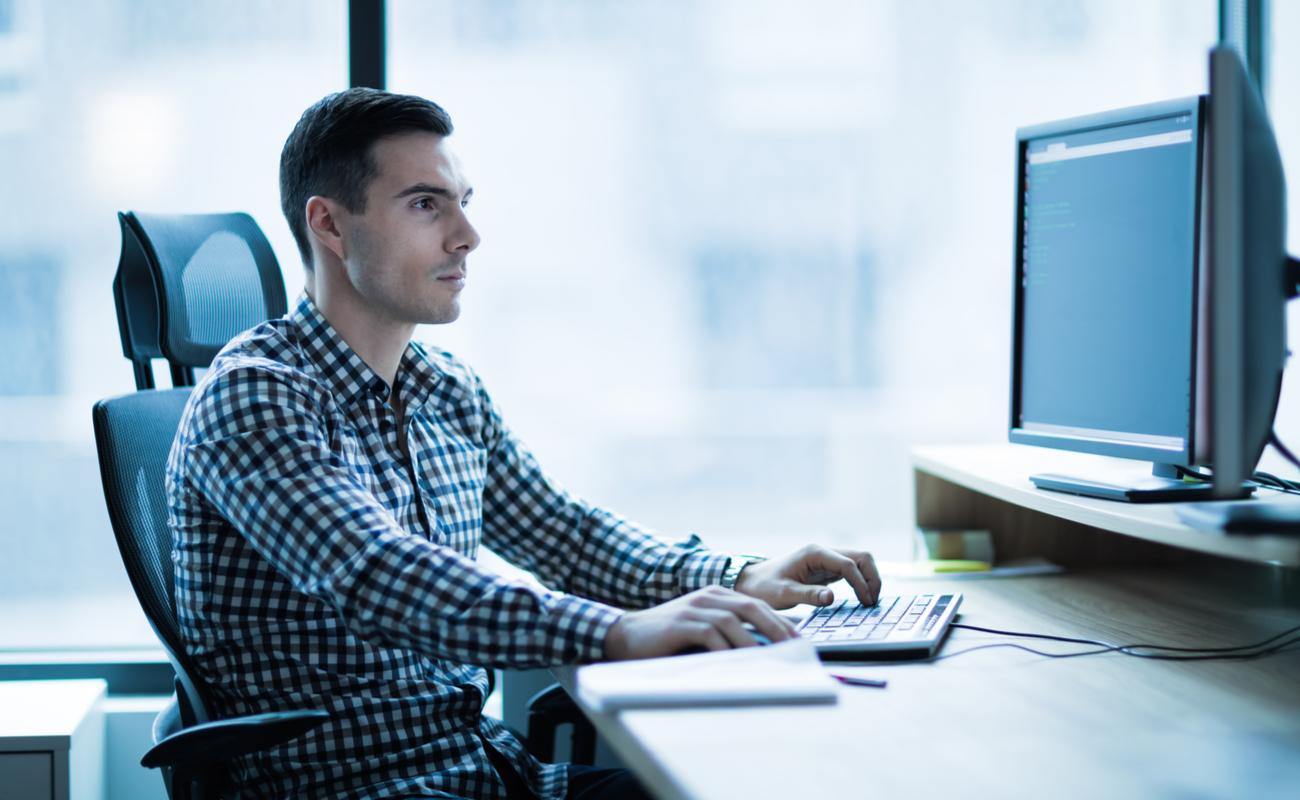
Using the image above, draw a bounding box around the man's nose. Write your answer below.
[447,212,481,255]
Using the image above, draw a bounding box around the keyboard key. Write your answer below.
[816,603,847,629]
[822,602,855,629]
[807,605,836,622]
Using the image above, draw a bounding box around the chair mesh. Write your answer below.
[177,232,266,349]
[92,389,194,668]
[129,212,287,370]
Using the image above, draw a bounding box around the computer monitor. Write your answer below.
[1009,47,1293,505]
[1009,96,1217,501]
[1206,45,1290,500]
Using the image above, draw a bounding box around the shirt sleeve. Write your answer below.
[174,361,623,668]
[470,370,732,609]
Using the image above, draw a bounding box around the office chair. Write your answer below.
[98,211,595,797]
[93,389,329,800]
[101,211,320,798]
[113,211,288,391]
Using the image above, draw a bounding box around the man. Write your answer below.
[166,88,882,800]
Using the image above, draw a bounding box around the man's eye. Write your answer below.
[414,198,434,210]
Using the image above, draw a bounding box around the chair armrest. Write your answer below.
[527,683,584,719]
[141,709,330,769]
[525,683,597,765]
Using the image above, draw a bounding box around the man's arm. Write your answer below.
[176,362,622,668]
[470,373,727,609]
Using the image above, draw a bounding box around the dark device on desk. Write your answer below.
[1008,47,1294,506]
[796,593,963,659]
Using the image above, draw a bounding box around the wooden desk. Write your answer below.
[559,445,1300,799]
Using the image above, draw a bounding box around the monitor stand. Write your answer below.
[1030,462,1254,503]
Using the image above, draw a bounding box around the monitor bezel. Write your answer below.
[1207,46,1288,497]
[1008,95,1207,465]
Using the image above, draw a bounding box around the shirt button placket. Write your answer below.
[407,422,440,540]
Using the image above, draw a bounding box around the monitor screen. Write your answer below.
[1011,99,1203,463]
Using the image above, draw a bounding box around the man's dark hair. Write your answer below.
[279,88,453,268]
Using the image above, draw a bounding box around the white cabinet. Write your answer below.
[0,680,106,800]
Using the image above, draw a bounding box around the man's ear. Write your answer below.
[305,196,346,263]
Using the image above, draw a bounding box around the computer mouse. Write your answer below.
[673,629,774,656]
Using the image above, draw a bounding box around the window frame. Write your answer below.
[2,0,1254,695]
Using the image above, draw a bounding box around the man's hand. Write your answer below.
[733,545,881,610]
[603,586,798,661]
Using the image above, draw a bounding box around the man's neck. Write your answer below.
[307,284,414,392]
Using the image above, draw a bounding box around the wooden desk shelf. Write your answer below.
[914,444,1300,568]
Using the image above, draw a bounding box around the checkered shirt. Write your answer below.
[165,293,731,799]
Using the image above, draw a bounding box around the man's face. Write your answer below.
[337,132,480,325]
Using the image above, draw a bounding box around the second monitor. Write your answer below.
[1009,96,1228,502]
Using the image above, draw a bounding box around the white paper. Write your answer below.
[575,637,839,712]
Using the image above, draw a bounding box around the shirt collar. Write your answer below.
[288,292,443,410]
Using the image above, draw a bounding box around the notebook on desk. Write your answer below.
[797,592,963,659]
[575,637,839,711]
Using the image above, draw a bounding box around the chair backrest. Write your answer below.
[114,211,288,390]
[92,389,216,725]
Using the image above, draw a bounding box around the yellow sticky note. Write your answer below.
[927,559,991,573]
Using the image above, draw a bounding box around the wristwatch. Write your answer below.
[720,555,767,590]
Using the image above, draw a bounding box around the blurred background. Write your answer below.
[1,0,1294,658]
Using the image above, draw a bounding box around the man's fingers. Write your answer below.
[697,608,763,648]
[689,621,731,652]
[835,549,882,605]
[789,581,835,607]
[856,551,883,604]
[807,548,876,606]
[695,589,796,641]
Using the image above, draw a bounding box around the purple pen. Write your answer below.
[830,674,888,688]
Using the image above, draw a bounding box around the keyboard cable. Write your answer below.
[936,622,1300,662]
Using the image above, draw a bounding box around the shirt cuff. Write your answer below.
[675,549,733,594]
[544,593,625,663]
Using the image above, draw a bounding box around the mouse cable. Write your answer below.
[1174,464,1213,482]
[937,622,1300,662]
[933,636,1300,663]
[1270,430,1300,474]
[1174,463,1300,495]
[1251,471,1300,495]
[952,621,1300,653]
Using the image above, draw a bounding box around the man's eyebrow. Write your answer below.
[393,182,474,201]
[394,183,453,199]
